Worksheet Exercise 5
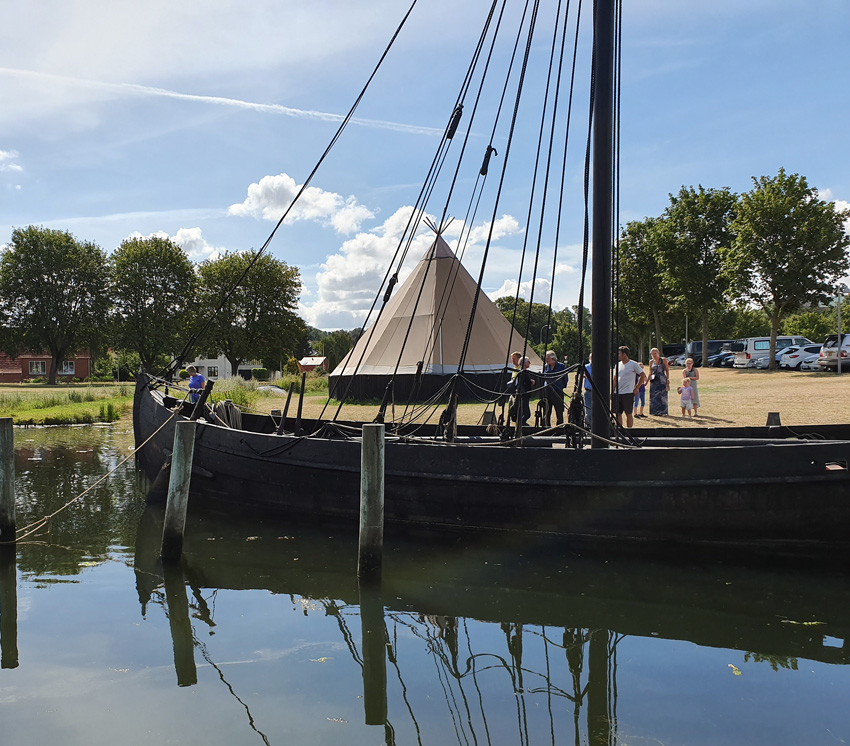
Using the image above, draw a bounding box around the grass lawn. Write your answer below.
[0,383,133,425]
[250,367,849,428]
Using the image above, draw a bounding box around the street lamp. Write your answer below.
[837,284,849,375]
[539,325,550,347]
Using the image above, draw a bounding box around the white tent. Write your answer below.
[330,236,543,400]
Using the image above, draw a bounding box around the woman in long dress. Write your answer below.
[682,357,700,415]
[647,347,670,416]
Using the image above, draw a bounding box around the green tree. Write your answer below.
[495,297,557,347]
[0,226,110,384]
[618,217,670,351]
[723,169,850,369]
[661,185,738,364]
[112,235,197,372]
[550,322,591,367]
[197,251,303,376]
[322,329,356,372]
[782,308,836,344]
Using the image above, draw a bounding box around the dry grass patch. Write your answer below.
[253,367,850,428]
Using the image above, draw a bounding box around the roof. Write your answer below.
[299,357,328,366]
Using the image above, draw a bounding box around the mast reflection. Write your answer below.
[0,546,18,670]
[134,507,849,745]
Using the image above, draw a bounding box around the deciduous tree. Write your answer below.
[0,226,110,383]
[112,235,197,372]
[661,185,738,365]
[722,169,850,369]
[197,251,303,377]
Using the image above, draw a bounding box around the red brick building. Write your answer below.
[0,351,92,382]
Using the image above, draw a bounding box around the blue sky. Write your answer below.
[1,0,848,330]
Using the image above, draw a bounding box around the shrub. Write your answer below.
[178,369,190,380]
[252,367,269,381]
[284,357,301,375]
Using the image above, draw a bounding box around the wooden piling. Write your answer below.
[294,372,306,436]
[276,386,295,435]
[0,418,14,542]
[358,423,385,583]
[0,545,18,669]
[161,420,198,561]
[766,412,781,426]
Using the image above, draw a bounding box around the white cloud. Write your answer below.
[302,207,527,329]
[0,149,22,172]
[229,172,374,235]
[125,227,222,261]
[488,277,553,303]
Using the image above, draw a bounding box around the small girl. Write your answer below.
[677,378,694,417]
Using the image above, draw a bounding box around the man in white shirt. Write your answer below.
[615,346,646,429]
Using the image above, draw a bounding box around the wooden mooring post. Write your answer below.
[357,424,385,583]
[162,560,197,686]
[161,420,198,561]
[0,418,14,542]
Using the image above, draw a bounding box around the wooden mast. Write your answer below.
[590,0,616,447]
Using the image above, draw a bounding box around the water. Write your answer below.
[1,424,849,745]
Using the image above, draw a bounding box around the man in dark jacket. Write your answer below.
[542,350,568,426]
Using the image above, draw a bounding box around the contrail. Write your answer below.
[0,67,445,137]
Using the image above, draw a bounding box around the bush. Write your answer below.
[284,357,301,375]
[252,367,269,381]
[178,369,189,380]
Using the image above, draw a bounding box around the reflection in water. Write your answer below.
[0,546,17,669]
[132,507,850,745]
[3,426,850,745]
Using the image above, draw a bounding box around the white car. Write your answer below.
[779,344,824,370]
[800,354,822,371]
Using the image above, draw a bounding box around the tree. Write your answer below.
[661,185,738,365]
[723,169,850,369]
[322,329,356,372]
[618,217,670,352]
[782,307,838,344]
[112,235,197,372]
[0,226,110,384]
[495,297,557,347]
[197,251,303,376]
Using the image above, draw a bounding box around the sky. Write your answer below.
[1,0,848,331]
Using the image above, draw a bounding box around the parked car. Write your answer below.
[800,354,823,371]
[708,352,735,367]
[818,333,850,371]
[733,336,813,368]
[779,344,824,370]
[754,346,797,369]
[685,339,738,367]
[669,354,687,367]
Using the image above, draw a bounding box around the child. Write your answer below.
[678,377,694,417]
[633,371,646,418]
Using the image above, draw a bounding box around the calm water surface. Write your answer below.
[1,424,849,745]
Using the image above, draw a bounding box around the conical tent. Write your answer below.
[329,236,543,401]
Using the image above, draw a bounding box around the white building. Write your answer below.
[183,355,271,380]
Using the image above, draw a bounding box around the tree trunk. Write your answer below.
[227,356,242,379]
[701,310,709,369]
[769,312,780,371]
[48,349,65,385]
[651,307,663,353]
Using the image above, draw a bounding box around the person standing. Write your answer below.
[187,365,205,404]
[615,346,646,429]
[542,350,568,426]
[682,357,701,416]
[678,377,695,417]
[583,354,593,427]
[647,347,670,416]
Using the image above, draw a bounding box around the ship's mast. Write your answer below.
[590,0,616,448]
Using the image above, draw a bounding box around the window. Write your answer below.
[59,361,75,375]
[753,340,771,351]
[208,366,219,378]
[29,361,47,375]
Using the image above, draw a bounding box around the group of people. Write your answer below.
[606,346,700,427]
[505,346,702,431]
